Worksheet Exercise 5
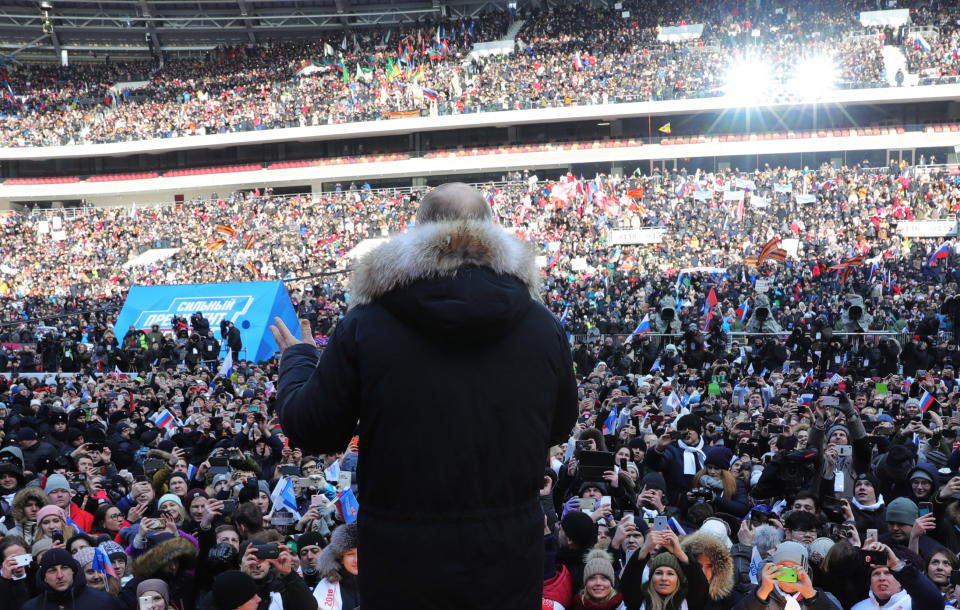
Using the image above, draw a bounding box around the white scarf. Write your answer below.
[775,585,803,610]
[269,592,284,610]
[313,578,342,610]
[679,438,706,475]
[866,588,911,609]
[851,494,886,512]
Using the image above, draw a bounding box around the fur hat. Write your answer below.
[316,522,358,583]
[681,532,734,601]
[582,549,616,585]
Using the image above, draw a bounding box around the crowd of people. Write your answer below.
[3,0,949,148]
[0,157,957,606]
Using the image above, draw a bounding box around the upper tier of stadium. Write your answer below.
[0,0,952,153]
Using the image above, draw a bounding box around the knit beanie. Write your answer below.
[560,511,598,549]
[582,549,616,585]
[43,474,69,494]
[137,579,171,605]
[648,551,687,594]
[212,570,259,610]
[36,504,66,525]
[157,493,184,510]
[885,497,919,525]
[826,423,850,442]
[38,548,76,574]
[73,547,96,568]
[704,446,733,470]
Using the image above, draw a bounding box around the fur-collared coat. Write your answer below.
[277,219,579,609]
[119,536,198,610]
[681,532,743,610]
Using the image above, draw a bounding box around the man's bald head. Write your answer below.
[416,182,492,225]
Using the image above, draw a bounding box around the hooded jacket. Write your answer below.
[119,536,197,610]
[23,550,124,610]
[681,532,743,610]
[9,487,47,547]
[277,219,578,610]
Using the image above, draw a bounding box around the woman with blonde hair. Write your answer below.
[689,446,749,517]
[621,529,709,610]
[73,546,121,597]
[572,549,623,610]
[32,505,76,552]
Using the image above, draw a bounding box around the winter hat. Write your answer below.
[877,444,916,482]
[139,429,160,445]
[578,481,608,496]
[212,570,259,610]
[698,518,733,549]
[16,427,37,441]
[909,466,934,484]
[98,540,126,561]
[38,548,77,574]
[316,522,359,582]
[854,472,880,492]
[560,511,598,550]
[825,423,849,442]
[157,493,184,510]
[31,537,54,556]
[137,579,171,605]
[212,474,230,487]
[73,547,96,568]
[36,504,65,524]
[808,538,836,563]
[297,531,324,550]
[676,414,703,435]
[582,549,616,585]
[771,541,809,570]
[885,497,919,525]
[648,551,686,586]
[184,489,208,511]
[641,472,667,493]
[43,474,69,494]
[704,446,733,470]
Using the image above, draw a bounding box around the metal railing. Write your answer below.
[571,330,911,346]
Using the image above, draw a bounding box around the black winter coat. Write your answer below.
[276,220,578,610]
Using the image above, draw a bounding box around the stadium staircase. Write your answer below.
[504,19,526,41]
[882,45,918,87]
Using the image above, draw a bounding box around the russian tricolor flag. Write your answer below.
[799,394,815,405]
[920,391,935,413]
[150,409,174,431]
[633,314,651,335]
[928,242,951,267]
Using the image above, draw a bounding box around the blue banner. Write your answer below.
[113,281,300,363]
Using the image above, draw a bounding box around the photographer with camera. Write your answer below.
[689,446,750,518]
[233,539,317,610]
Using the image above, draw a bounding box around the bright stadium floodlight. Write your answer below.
[788,55,838,100]
[723,58,773,104]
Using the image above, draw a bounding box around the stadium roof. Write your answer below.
[0,0,505,60]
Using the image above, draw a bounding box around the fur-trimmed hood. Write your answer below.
[12,486,47,523]
[317,522,358,583]
[133,536,197,579]
[680,532,734,601]
[349,220,540,308]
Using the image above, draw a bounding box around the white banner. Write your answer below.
[608,227,667,245]
[657,24,704,42]
[896,220,959,237]
[859,9,910,27]
[723,191,745,201]
[781,238,801,258]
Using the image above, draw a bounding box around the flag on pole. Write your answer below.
[90,548,118,581]
[658,123,672,134]
[270,477,302,520]
[706,288,718,309]
[218,350,233,379]
[928,242,951,267]
[632,314,651,335]
[650,358,661,373]
[757,237,781,265]
[919,390,936,412]
[602,408,618,435]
